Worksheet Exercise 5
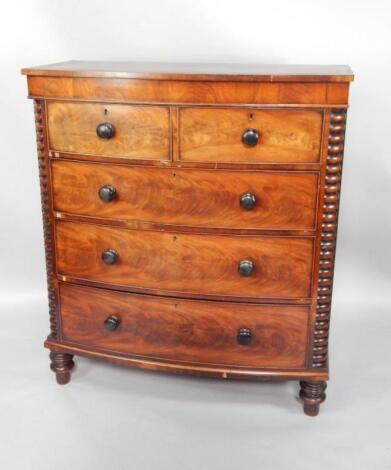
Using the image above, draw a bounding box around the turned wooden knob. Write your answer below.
[242,128,259,147]
[101,248,118,265]
[237,328,252,345]
[240,193,256,210]
[238,259,254,277]
[104,315,121,331]
[98,185,116,202]
[96,122,115,139]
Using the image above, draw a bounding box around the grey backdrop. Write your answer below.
[1,1,390,469]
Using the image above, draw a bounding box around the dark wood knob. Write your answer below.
[101,248,118,265]
[237,328,252,345]
[104,315,121,331]
[99,185,116,202]
[242,128,259,147]
[240,193,256,210]
[96,122,115,139]
[238,259,254,277]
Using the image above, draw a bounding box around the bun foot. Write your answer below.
[299,380,327,416]
[50,352,75,385]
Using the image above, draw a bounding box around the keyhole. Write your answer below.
[248,112,254,121]
[172,235,177,242]
[104,108,108,115]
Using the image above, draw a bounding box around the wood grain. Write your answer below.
[59,283,309,369]
[45,336,329,380]
[47,101,170,159]
[22,61,353,413]
[179,108,323,163]
[312,109,347,368]
[51,160,319,231]
[34,100,59,338]
[49,351,74,384]
[26,76,350,105]
[55,221,314,299]
[22,61,354,82]
[299,380,327,416]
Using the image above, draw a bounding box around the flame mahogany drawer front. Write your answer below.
[47,101,170,160]
[51,160,319,230]
[179,107,323,163]
[60,284,309,369]
[22,61,353,416]
[55,221,314,300]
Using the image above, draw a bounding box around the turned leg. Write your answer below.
[49,352,75,384]
[299,380,327,416]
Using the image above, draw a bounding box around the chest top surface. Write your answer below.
[22,61,353,107]
[22,60,354,82]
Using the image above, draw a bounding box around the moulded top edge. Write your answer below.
[21,61,354,83]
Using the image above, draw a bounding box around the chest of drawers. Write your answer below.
[22,61,353,416]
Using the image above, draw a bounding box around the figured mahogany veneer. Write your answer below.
[59,284,309,369]
[48,101,170,159]
[25,78,350,106]
[23,61,353,416]
[179,108,323,163]
[55,221,314,300]
[51,161,319,231]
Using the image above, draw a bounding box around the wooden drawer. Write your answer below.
[59,284,309,369]
[55,221,314,300]
[52,160,319,231]
[47,102,170,160]
[179,107,323,163]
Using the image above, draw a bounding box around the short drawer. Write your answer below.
[47,102,170,160]
[59,284,309,369]
[52,160,319,231]
[55,222,314,300]
[179,107,323,163]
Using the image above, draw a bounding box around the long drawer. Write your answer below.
[52,161,319,231]
[179,107,323,163]
[47,101,170,160]
[55,221,314,299]
[59,283,309,369]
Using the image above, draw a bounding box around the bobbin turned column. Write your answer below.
[50,352,75,384]
[299,381,327,416]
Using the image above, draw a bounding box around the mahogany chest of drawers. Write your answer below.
[22,61,353,416]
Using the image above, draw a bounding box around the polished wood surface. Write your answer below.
[49,351,74,385]
[311,109,347,368]
[23,61,353,415]
[47,101,170,159]
[59,284,309,369]
[46,335,329,380]
[299,380,327,417]
[51,160,319,230]
[22,61,354,82]
[27,76,350,105]
[55,221,314,299]
[34,101,59,338]
[179,108,323,163]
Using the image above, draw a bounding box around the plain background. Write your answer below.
[1,1,390,469]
